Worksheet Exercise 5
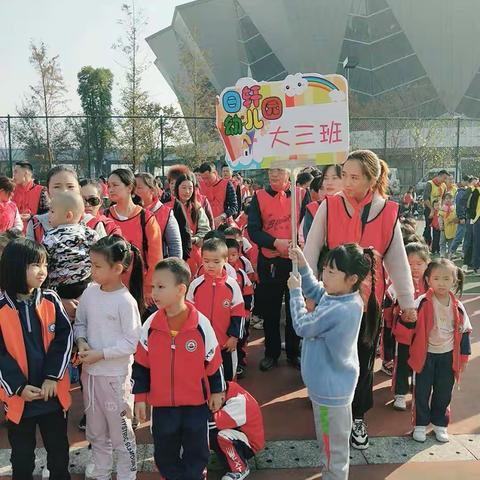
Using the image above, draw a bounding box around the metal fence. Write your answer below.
[1,114,480,187]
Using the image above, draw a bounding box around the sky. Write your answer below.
[0,0,189,116]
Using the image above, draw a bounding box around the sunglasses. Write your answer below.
[83,196,101,207]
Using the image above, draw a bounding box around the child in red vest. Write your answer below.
[133,258,225,480]
[187,238,245,381]
[226,238,254,378]
[0,176,22,232]
[410,258,471,443]
[390,242,430,411]
[209,381,265,480]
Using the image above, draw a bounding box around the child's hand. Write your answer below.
[77,339,90,354]
[460,362,467,373]
[223,337,238,353]
[20,385,42,402]
[41,379,58,401]
[402,308,417,323]
[79,349,104,365]
[135,402,147,423]
[287,272,301,290]
[289,246,307,268]
[209,392,225,413]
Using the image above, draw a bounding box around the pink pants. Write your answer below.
[82,372,137,480]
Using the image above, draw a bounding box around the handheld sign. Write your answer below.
[216,73,349,170]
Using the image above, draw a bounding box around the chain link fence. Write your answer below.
[1,115,480,189]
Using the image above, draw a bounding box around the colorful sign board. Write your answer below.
[216,73,349,170]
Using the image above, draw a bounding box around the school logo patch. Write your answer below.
[185,340,197,352]
[48,323,55,333]
[223,299,231,308]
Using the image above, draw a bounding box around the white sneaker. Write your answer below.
[433,425,449,443]
[252,319,264,330]
[221,467,250,480]
[462,265,472,273]
[413,426,427,443]
[85,463,96,479]
[393,395,407,411]
[42,468,50,479]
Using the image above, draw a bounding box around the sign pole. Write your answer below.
[290,167,299,275]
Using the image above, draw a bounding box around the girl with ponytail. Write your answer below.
[303,149,416,451]
[288,243,377,480]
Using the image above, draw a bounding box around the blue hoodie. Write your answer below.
[290,265,364,406]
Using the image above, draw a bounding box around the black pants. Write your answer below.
[257,254,300,361]
[352,315,378,420]
[464,222,474,267]
[394,343,413,395]
[209,427,254,473]
[382,325,395,363]
[221,349,238,382]
[7,409,70,480]
[432,229,441,254]
[423,207,432,245]
[237,318,250,367]
[151,404,209,480]
[414,351,455,427]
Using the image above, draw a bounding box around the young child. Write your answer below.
[430,200,441,254]
[288,244,377,480]
[439,193,457,257]
[0,238,72,479]
[390,242,430,411]
[195,230,238,279]
[0,176,23,232]
[187,238,245,381]
[42,191,99,301]
[209,381,265,480]
[224,226,255,281]
[132,258,225,480]
[410,258,471,443]
[74,235,144,480]
[226,238,254,378]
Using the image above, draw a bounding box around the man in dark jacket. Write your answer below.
[449,175,473,257]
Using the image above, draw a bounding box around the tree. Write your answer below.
[113,1,150,170]
[77,66,114,176]
[27,41,68,166]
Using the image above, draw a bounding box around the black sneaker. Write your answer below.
[259,357,277,371]
[236,365,246,379]
[350,419,369,450]
[287,356,301,370]
[78,414,86,431]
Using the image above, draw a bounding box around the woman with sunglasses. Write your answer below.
[80,179,121,237]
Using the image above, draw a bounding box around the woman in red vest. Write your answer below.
[80,179,121,237]
[135,173,184,259]
[0,176,23,232]
[304,150,416,451]
[175,173,211,276]
[106,169,162,305]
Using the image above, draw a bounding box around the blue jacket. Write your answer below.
[290,265,364,406]
[455,187,469,220]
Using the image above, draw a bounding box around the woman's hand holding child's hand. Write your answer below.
[41,379,58,401]
[209,392,225,413]
[223,337,238,353]
[79,350,104,365]
[20,385,42,402]
[288,272,301,290]
[289,246,307,268]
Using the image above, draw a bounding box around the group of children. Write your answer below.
[0,164,475,480]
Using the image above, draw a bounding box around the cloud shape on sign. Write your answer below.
[282,73,308,97]
[329,90,346,102]
[235,77,258,90]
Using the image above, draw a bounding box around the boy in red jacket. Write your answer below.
[133,258,226,480]
[187,238,245,381]
[209,381,265,480]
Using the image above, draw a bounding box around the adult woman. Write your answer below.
[135,173,184,259]
[175,173,211,276]
[26,165,82,242]
[80,179,120,237]
[304,150,415,450]
[303,164,343,240]
[105,169,162,304]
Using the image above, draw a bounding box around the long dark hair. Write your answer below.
[109,168,136,192]
[424,258,464,297]
[319,164,342,190]
[175,173,200,225]
[324,243,379,347]
[46,165,78,189]
[90,235,145,313]
[0,238,47,297]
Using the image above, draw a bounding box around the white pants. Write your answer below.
[82,372,137,480]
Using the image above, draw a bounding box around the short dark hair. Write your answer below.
[437,169,449,177]
[0,238,47,297]
[155,257,191,288]
[405,242,430,262]
[225,238,240,251]
[462,175,472,182]
[202,238,228,257]
[310,175,323,193]
[224,226,242,237]
[0,176,15,194]
[15,161,33,172]
[198,162,215,174]
[296,172,313,186]
[204,230,226,242]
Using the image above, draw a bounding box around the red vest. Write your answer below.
[204,178,229,218]
[86,214,122,236]
[256,187,304,259]
[149,200,171,236]
[326,195,398,306]
[306,200,321,219]
[0,201,18,232]
[12,182,44,216]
